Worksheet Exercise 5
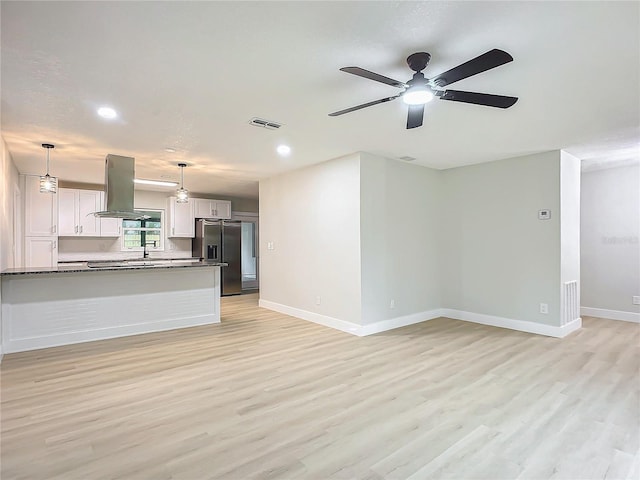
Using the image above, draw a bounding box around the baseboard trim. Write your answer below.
[258,299,362,335]
[358,309,444,336]
[441,309,582,338]
[258,300,583,338]
[3,315,220,354]
[580,307,640,323]
[259,300,445,336]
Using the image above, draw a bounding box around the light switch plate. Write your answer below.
[538,209,551,220]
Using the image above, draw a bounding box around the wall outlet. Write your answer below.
[539,303,549,314]
[315,296,321,305]
[267,242,274,251]
[390,299,395,309]
[633,296,640,305]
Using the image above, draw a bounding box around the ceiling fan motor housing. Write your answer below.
[406,52,431,72]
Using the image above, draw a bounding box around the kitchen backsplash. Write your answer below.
[58,237,193,262]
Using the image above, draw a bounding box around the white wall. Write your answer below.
[1,137,20,270]
[581,163,640,315]
[560,151,581,324]
[259,154,362,325]
[1,136,21,357]
[360,153,442,325]
[441,151,564,325]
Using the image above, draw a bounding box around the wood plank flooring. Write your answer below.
[1,294,639,479]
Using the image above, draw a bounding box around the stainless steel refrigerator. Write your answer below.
[193,219,242,296]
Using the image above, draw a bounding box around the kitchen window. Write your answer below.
[121,209,164,252]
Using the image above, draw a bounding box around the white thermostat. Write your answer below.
[538,209,551,220]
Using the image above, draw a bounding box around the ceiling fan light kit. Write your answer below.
[329,48,518,129]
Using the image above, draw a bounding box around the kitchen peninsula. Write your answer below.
[1,261,224,353]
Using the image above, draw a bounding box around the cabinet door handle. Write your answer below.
[172,227,175,236]
[75,225,78,233]
[80,225,83,234]
[53,240,57,250]
[52,225,57,234]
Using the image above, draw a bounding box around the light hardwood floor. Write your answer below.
[1,294,639,480]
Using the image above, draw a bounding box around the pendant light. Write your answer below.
[176,162,189,203]
[39,143,58,193]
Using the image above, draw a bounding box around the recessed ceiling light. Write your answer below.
[134,178,178,187]
[277,144,291,156]
[97,106,117,119]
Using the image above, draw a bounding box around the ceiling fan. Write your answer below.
[329,49,518,129]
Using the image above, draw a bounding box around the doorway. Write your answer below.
[233,212,259,292]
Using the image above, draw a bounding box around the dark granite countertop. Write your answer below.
[1,260,227,276]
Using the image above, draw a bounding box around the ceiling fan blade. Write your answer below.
[406,104,424,129]
[437,90,518,108]
[430,49,513,87]
[328,95,400,117]
[340,67,406,88]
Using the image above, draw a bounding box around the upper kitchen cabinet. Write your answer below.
[99,217,122,237]
[24,175,58,236]
[58,188,101,236]
[167,196,195,237]
[98,192,122,237]
[194,198,232,219]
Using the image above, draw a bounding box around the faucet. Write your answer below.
[143,240,157,258]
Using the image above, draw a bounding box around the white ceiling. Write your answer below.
[2,1,639,199]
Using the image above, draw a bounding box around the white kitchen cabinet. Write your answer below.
[100,217,122,237]
[58,188,101,236]
[194,198,232,219]
[25,237,58,268]
[167,196,195,237]
[98,192,122,237]
[24,175,58,236]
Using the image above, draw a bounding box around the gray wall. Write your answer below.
[360,153,442,324]
[581,163,640,313]
[441,151,564,325]
[259,154,362,324]
[259,149,578,329]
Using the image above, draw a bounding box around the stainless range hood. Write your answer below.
[93,154,145,220]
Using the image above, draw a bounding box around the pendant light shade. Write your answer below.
[176,162,189,203]
[39,143,58,193]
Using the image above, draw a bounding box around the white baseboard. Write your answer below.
[358,309,444,336]
[260,300,444,336]
[580,306,640,323]
[3,315,219,354]
[258,300,583,338]
[440,309,582,338]
[258,299,362,335]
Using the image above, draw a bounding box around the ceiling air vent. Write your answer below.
[399,156,416,162]
[249,117,283,130]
